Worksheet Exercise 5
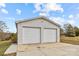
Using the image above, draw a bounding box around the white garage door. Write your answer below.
[42,28,57,43]
[22,27,40,44]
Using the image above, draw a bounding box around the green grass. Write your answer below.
[60,35,79,45]
[0,40,11,56]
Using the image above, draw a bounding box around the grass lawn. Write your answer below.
[0,40,16,56]
[60,35,79,45]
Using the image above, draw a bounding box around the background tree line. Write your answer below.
[0,21,16,43]
[61,23,79,37]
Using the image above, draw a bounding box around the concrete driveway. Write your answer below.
[17,43,79,56]
[5,44,17,54]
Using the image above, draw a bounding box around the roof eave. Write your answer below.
[16,16,61,27]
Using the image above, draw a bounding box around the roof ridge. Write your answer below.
[16,16,60,27]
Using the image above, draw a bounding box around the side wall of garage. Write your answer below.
[17,18,60,44]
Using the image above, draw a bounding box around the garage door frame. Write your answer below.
[22,26,41,44]
[22,26,58,44]
[42,28,57,43]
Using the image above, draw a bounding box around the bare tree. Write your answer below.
[0,21,8,32]
[64,23,75,37]
[0,21,8,40]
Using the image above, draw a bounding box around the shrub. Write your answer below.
[74,27,79,36]
[60,28,65,35]
[10,33,17,43]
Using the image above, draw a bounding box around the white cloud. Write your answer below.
[67,19,75,25]
[67,15,75,25]
[49,17,66,25]
[67,14,79,26]
[76,14,79,18]
[39,12,50,16]
[0,3,6,8]
[49,16,76,26]
[49,16,77,26]
[33,3,64,15]
[0,4,8,14]
[33,3,65,25]
[4,17,15,20]
[78,26,79,28]
[33,3,78,26]
[62,15,65,17]
[39,12,47,16]
[67,14,79,25]
[69,15,74,18]
[16,9,21,15]
[33,3,42,13]
[45,3,64,12]
[33,3,64,18]
[1,8,8,14]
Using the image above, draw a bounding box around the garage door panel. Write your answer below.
[22,27,40,44]
[42,29,56,43]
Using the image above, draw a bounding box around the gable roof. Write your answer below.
[16,16,60,27]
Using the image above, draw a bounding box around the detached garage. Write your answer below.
[16,16,60,44]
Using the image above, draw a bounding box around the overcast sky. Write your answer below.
[0,3,79,33]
